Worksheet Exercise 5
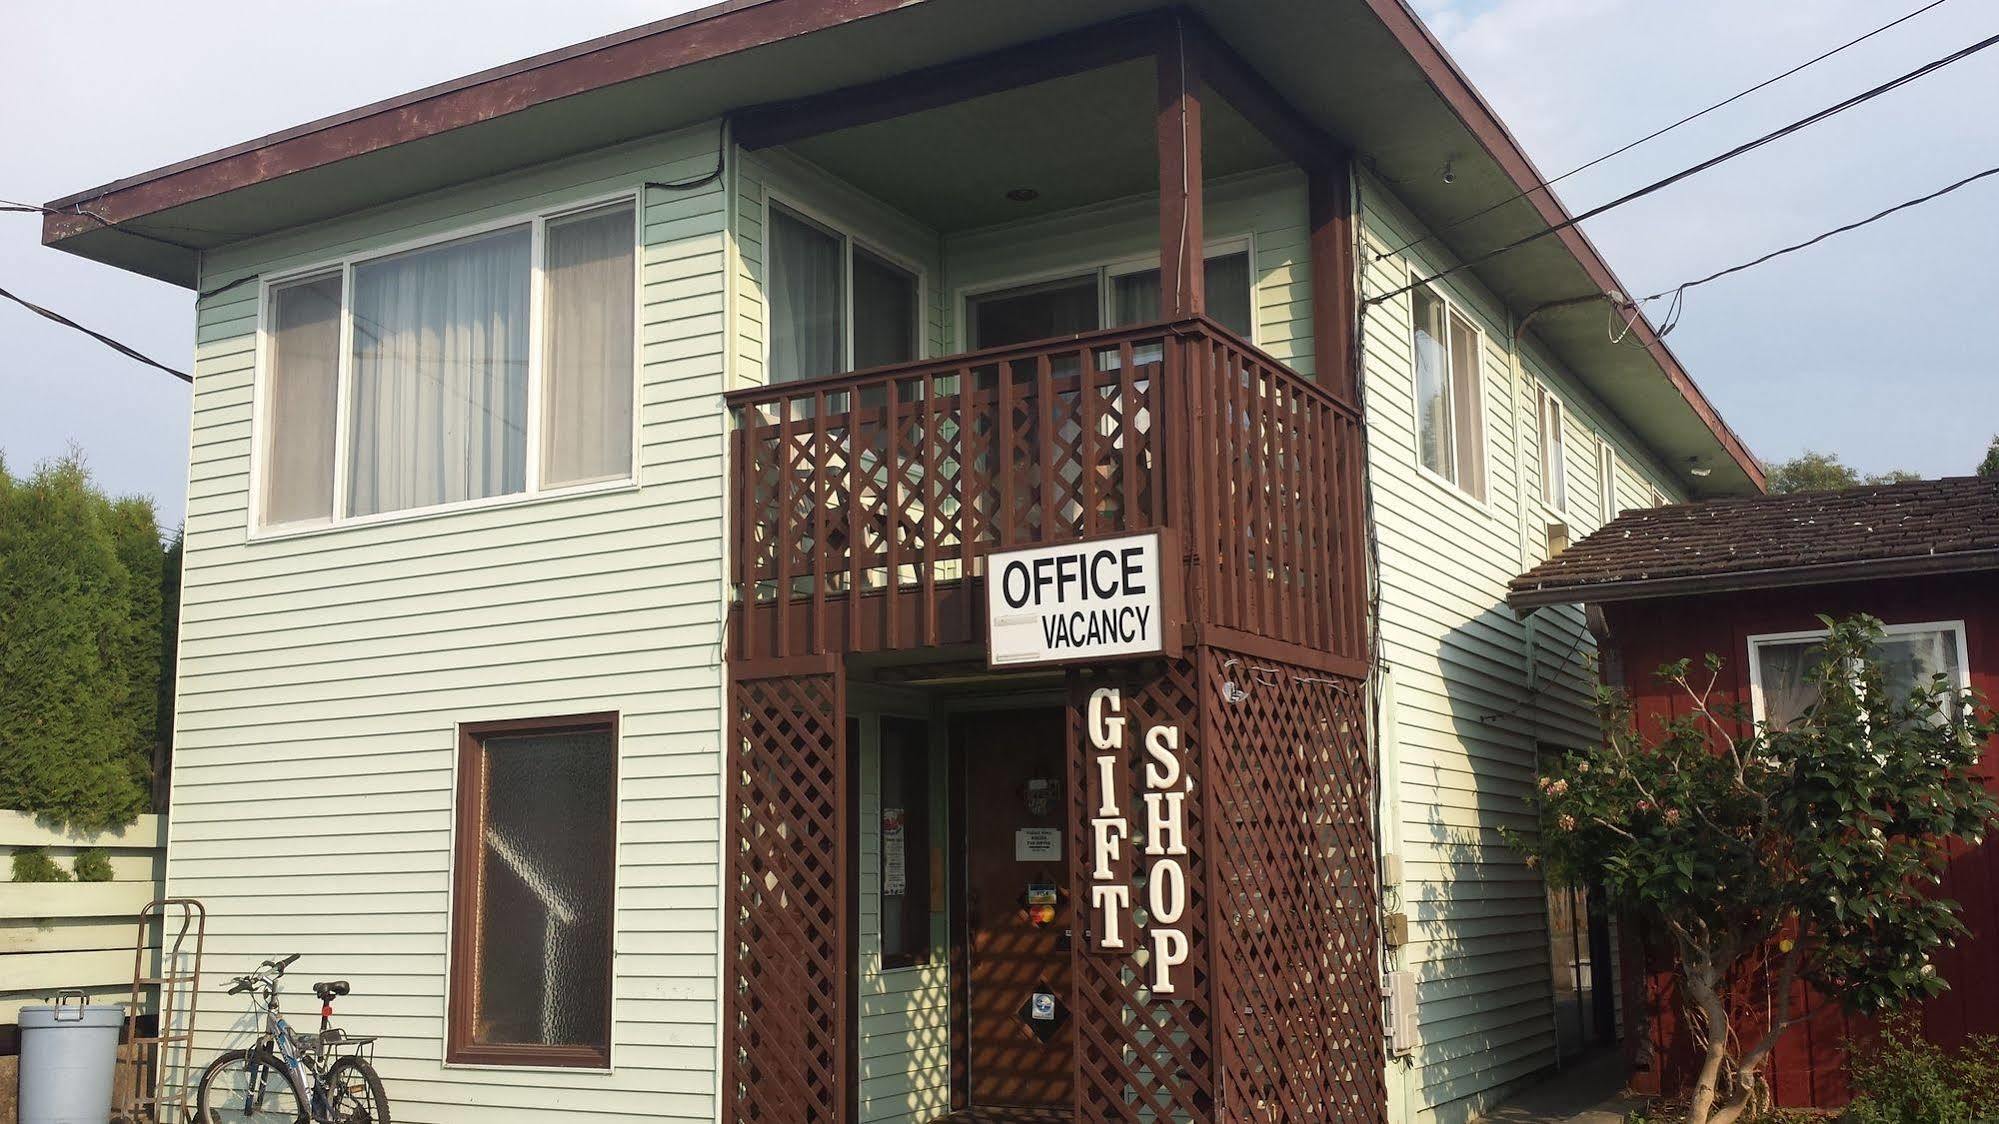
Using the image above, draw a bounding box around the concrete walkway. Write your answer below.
[1481,1050,1650,1124]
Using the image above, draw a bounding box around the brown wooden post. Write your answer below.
[1308,156,1358,403]
[1157,20,1205,319]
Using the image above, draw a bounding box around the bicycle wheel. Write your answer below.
[323,1056,392,1124]
[196,1048,307,1124]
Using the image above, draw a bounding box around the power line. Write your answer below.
[1368,28,1999,306]
[0,283,191,384]
[1376,0,1955,261]
[1637,161,1999,334]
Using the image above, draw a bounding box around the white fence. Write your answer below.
[1,810,166,1018]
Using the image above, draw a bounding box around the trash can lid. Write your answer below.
[18,1003,125,1029]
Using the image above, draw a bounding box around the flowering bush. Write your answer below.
[1518,615,1999,1124]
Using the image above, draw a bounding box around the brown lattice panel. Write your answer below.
[724,671,848,1123]
[1203,649,1383,1120]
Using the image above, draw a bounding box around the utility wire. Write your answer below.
[1376,0,1955,261]
[1636,161,1999,334]
[0,283,191,383]
[1367,28,1999,307]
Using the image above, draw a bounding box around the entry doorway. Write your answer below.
[953,708,1072,1113]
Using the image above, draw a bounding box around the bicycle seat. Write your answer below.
[313,980,352,1001]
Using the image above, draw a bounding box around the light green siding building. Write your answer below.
[41,2,1760,1122]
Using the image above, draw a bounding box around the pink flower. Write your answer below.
[1577,762,1591,774]
[1663,808,1682,826]
[1557,813,1577,831]
[1524,855,1539,869]
[1538,777,1552,792]
[1637,800,1654,813]
[1548,779,1570,797]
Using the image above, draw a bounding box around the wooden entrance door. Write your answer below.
[959,709,1072,1111]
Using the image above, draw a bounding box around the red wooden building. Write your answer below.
[1508,476,1999,1108]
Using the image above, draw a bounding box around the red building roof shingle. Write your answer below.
[1509,476,1999,607]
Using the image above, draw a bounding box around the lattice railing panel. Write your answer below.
[1202,649,1381,1121]
[725,672,847,1123]
[1068,658,1216,1122]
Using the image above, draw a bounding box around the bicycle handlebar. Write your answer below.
[228,953,302,997]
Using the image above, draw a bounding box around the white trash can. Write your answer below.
[18,993,123,1124]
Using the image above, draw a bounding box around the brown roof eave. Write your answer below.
[36,0,899,241]
[1507,548,1999,611]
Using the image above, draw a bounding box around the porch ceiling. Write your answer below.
[786,59,1284,231]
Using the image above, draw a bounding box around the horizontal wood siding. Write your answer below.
[175,125,731,1123]
[1358,177,1686,1124]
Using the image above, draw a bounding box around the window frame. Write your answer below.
[1746,620,1971,727]
[247,191,644,539]
[760,192,929,382]
[1405,279,1489,503]
[447,711,621,1071]
[1597,440,1620,523]
[1536,382,1569,514]
[953,235,1258,352]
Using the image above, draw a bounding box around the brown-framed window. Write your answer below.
[449,713,618,1068]
[878,716,932,969]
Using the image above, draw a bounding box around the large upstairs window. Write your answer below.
[256,198,637,531]
[965,243,1255,351]
[1410,282,1486,500]
[766,201,920,383]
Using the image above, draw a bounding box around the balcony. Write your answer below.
[726,315,1366,670]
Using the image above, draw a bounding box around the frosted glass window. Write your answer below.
[453,719,616,1066]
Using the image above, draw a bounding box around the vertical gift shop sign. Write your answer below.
[1084,686,1190,993]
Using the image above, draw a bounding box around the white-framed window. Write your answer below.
[1536,382,1567,512]
[1408,281,1486,500]
[960,239,1256,351]
[765,198,922,383]
[1648,482,1667,508]
[254,196,639,533]
[1748,620,1970,730]
[1597,441,1619,523]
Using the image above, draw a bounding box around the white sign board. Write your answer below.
[986,532,1166,667]
[1015,827,1062,862]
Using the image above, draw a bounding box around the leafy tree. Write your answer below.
[1517,616,1999,1124]
[0,453,171,830]
[1764,450,1920,493]
[1979,436,1999,479]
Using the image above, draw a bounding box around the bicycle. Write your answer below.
[193,953,391,1124]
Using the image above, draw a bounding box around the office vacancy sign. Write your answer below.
[986,532,1172,668]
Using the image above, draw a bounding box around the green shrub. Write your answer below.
[11,847,73,882]
[72,847,113,882]
[1845,1014,1999,1123]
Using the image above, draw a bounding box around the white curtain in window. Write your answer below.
[768,206,842,383]
[542,204,636,488]
[1755,639,1827,730]
[263,274,343,524]
[346,226,530,517]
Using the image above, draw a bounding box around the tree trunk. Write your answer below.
[1683,956,1732,1124]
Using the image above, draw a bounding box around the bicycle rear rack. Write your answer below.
[121,898,206,1124]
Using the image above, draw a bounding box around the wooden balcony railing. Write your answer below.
[727,315,1367,670]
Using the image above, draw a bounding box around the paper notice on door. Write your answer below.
[1016,826,1061,862]
[882,808,907,896]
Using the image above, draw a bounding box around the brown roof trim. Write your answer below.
[38,0,907,238]
[1508,548,1999,610]
[1358,0,1764,491]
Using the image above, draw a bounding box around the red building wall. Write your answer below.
[1600,571,1999,1108]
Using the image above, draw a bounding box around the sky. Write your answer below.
[3,0,1994,527]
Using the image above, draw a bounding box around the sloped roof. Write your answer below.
[1510,476,1999,608]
